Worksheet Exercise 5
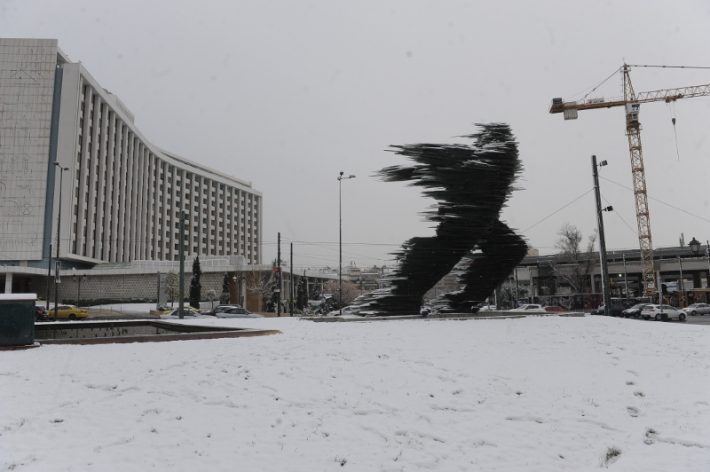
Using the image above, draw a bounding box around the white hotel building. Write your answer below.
[0,38,262,295]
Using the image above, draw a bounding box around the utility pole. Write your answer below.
[178,212,186,319]
[290,242,294,316]
[592,155,612,316]
[277,232,281,316]
[528,266,534,303]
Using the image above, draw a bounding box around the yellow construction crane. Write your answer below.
[550,64,710,296]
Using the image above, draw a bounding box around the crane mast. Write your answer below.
[550,64,710,298]
[622,65,656,295]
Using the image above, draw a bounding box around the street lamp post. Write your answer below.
[688,237,701,256]
[232,275,237,305]
[178,212,186,319]
[622,253,629,297]
[72,268,86,307]
[685,237,702,304]
[337,171,356,316]
[53,163,68,319]
[678,256,685,306]
[46,242,52,312]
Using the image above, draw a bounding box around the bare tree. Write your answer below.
[246,267,275,308]
[165,272,179,307]
[556,223,584,259]
[547,224,597,294]
[324,280,362,306]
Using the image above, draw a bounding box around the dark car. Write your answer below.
[621,303,649,318]
[35,305,48,321]
[592,303,625,316]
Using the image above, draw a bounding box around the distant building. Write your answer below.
[0,38,262,294]
[344,264,384,292]
[509,244,710,308]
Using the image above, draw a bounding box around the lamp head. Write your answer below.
[688,237,701,255]
[338,171,356,181]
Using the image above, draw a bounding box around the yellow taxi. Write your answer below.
[48,305,89,320]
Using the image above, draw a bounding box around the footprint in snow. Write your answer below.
[644,428,657,445]
[626,406,640,417]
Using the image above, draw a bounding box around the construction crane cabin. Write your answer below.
[549,63,710,298]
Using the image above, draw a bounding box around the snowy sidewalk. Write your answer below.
[1,316,708,471]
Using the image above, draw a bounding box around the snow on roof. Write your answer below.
[0,293,37,301]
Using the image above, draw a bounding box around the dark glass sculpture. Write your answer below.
[358,123,527,315]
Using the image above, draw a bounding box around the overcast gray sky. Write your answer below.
[2,0,709,271]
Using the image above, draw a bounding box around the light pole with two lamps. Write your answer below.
[337,171,356,316]
[592,155,613,316]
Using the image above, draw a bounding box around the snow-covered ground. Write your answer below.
[1,316,709,471]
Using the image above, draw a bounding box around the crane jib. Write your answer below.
[549,65,710,297]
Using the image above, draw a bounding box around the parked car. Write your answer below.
[202,304,242,316]
[168,306,201,317]
[543,305,566,313]
[682,303,710,316]
[428,302,463,314]
[47,305,89,320]
[35,305,48,321]
[478,304,497,312]
[215,307,261,318]
[510,304,545,313]
[326,306,361,317]
[621,303,650,318]
[640,304,685,321]
[592,303,626,316]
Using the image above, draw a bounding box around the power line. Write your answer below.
[600,176,710,224]
[601,194,637,236]
[522,188,594,233]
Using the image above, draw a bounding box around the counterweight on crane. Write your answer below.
[550,64,710,297]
